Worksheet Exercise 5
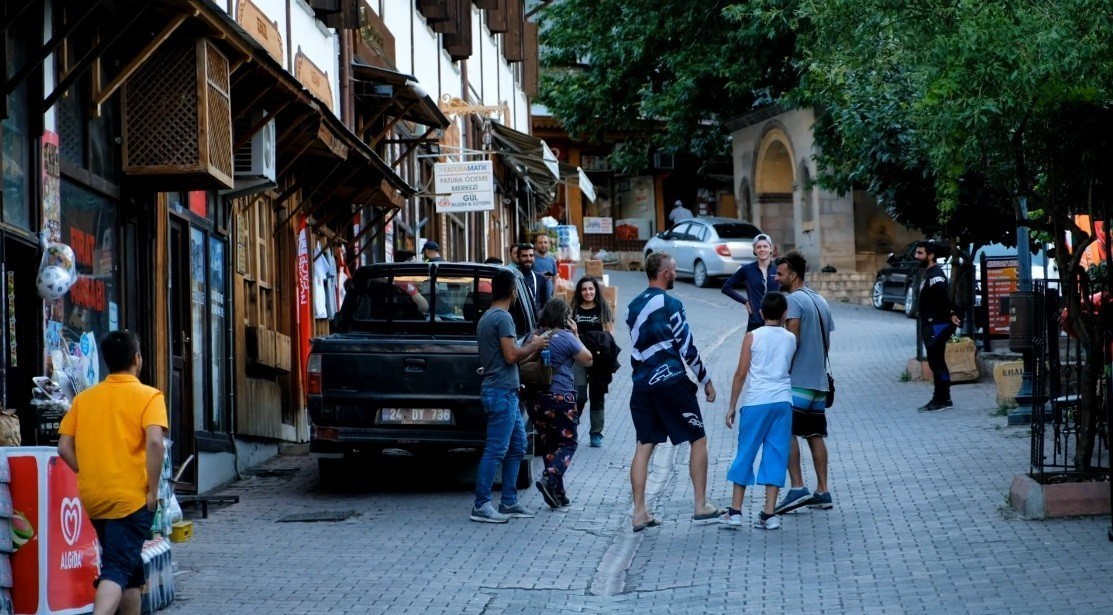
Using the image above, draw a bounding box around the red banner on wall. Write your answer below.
[296,216,312,390]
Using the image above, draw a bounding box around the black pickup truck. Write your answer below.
[307,261,538,486]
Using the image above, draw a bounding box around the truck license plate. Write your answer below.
[377,408,454,425]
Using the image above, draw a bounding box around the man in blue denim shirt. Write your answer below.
[722,234,778,332]
[472,269,550,523]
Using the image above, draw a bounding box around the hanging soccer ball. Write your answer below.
[36,265,74,300]
[42,242,77,278]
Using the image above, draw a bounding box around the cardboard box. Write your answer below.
[601,286,618,312]
[584,259,604,278]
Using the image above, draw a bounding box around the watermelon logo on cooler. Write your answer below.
[11,510,34,551]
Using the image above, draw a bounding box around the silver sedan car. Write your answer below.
[644,217,764,287]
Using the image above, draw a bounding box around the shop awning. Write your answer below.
[185,0,413,225]
[351,63,450,130]
[488,121,579,205]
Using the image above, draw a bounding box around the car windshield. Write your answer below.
[713,223,761,240]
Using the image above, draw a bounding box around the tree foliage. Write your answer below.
[788,0,1113,469]
[536,0,796,172]
[539,0,1113,468]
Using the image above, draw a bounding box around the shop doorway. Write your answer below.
[2,236,43,444]
[168,216,197,486]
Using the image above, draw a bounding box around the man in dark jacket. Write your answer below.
[915,241,962,411]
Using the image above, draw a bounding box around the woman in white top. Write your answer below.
[721,291,797,530]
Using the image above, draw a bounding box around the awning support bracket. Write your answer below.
[42,3,152,112]
[391,126,436,169]
[92,11,193,107]
[4,0,106,98]
[350,208,398,262]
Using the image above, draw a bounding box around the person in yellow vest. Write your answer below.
[58,330,168,615]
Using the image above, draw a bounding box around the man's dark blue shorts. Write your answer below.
[91,506,153,590]
[630,378,706,445]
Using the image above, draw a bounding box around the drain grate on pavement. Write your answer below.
[243,468,300,478]
[276,510,360,523]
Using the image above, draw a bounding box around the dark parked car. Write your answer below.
[307,262,538,486]
[873,241,1060,319]
[872,242,927,318]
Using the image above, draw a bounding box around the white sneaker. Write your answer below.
[470,502,509,523]
[753,513,781,530]
[718,511,745,529]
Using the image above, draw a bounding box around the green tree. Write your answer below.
[536,0,796,172]
[790,0,1113,470]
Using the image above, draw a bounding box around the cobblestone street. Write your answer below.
[167,270,1113,614]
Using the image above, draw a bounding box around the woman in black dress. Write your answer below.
[571,276,615,447]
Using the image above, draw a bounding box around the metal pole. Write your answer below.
[1011,196,1036,424]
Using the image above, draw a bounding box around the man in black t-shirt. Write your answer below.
[914,241,962,411]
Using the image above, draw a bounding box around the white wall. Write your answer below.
[372,3,532,129]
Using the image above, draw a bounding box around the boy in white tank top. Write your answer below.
[721,292,797,530]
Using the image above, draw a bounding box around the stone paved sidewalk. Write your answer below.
[166,271,1112,615]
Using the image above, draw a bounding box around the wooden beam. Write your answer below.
[369,100,420,147]
[43,4,150,112]
[0,0,37,32]
[5,0,105,97]
[392,127,436,169]
[93,12,192,106]
[232,83,278,122]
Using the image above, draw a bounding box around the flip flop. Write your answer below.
[632,517,663,532]
[692,507,727,524]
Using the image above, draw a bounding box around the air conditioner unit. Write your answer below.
[234,110,276,182]
[653,152,675,170]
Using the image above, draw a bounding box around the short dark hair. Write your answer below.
[776,250,807,281]
[517,243,535,255]
[491,269,517,301]
[645,251,673,279]
[761,291,788,320]
[915,240,938,258]
[101,330,140,373]
[483,256,503,264]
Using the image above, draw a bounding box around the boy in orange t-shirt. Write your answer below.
[58,331,168,615]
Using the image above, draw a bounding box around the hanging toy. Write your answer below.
[36,241,78,301]
[36,265,74,300]
[42,242,77,278]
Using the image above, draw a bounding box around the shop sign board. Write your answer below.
[985,256,1019,336]
[583,217,613,234]
[434,161,495,213]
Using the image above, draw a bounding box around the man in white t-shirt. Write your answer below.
[668,200,693,224]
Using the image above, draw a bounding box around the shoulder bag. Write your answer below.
[519,329,554,387]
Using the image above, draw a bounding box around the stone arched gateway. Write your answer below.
[753,124,796,251]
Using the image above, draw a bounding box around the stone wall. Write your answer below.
[807,272,874,306]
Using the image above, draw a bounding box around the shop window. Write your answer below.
[55,15,121,183]
[2,8,34,231]
[241,197,277,332]
[209,237,227,431]
[54,181,119,388]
